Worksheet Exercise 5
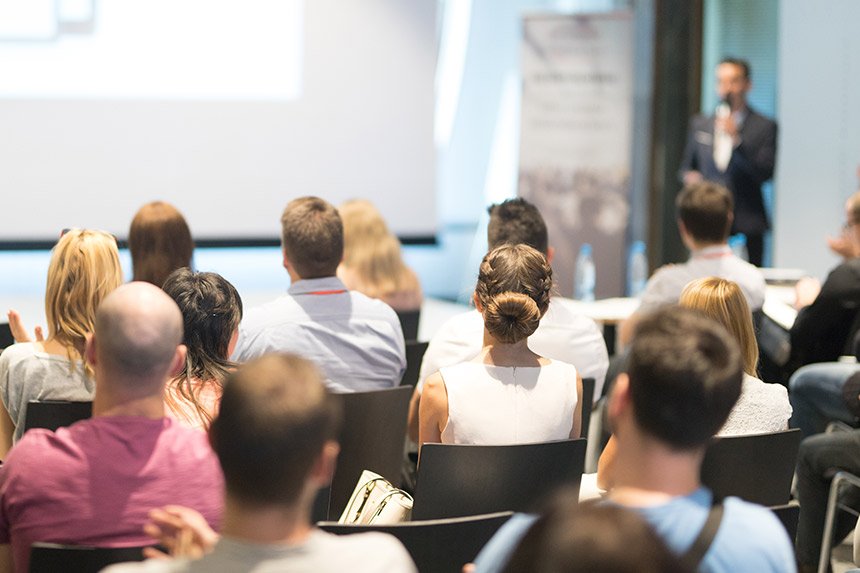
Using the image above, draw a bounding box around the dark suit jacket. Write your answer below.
[679,107,778,236]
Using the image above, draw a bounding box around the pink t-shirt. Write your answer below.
[0,416,224,573]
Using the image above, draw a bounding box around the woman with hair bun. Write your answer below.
[419,244,583,447]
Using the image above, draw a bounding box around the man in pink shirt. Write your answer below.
[0,282,224,573]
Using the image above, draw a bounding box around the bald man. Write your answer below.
[0,283,224,573]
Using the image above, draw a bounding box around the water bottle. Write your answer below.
[728,233,748,261]
[627,241,648,297]
[574,243,596,302]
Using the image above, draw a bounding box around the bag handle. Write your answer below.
[679,494,724,571]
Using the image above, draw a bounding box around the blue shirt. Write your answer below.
[473,488,796,573]
[231,277,406,392]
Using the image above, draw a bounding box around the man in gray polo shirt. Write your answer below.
[231,196,405,392]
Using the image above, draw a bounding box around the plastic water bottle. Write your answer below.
[574,243,596,302]
[627,241,648,297]
[728,234,748,261]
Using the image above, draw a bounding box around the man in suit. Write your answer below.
[679,57,777,267]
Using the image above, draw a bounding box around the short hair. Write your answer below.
[46,229,123,376]
[627,306,743,450]
[281,197,344,279]
[676,182,733,244]
[719,57,751,80]
[502,489,687,573]
[487,198,549,255]
[475,244,552,344]
[680,277,758,376]
[210,354,342,507]
[129,201,194,287]
[162,268,244,427]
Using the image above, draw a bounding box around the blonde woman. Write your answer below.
[338,199,422,312]
[597,277,791,490]
[0,229,123,455]
[419,244,582,447]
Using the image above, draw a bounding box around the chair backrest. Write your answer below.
[700,429,801,506]
[579,377,595,440]
[0,323,13,351]
[319,512,513,573]
[23,401,93,434]
[328,386,412,520]
[412,439,587,520]
[396,309,421,342]
[770,503,799,545]
[29,542,149,573]
[400,340,429,387]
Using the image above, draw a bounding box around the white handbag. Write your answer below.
[338,470,413,525]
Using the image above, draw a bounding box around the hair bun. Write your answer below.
[484,292,541,344]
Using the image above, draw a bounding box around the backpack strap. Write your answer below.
[678,495,724,571]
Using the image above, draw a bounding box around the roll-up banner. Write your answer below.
[518,12,634,298]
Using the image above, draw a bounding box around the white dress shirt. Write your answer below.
[231,277,406,392]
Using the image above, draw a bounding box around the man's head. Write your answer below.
[716,57,751,110]
[210,354,341,509]
[487,198,552,260]
[86,282,185,395]
[609,306,743,451]
[676,182,734,247]
[280,197,344,279]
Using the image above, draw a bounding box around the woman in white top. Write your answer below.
[0,229,123,454]
[597,276,791,489]
[419,244,583,448]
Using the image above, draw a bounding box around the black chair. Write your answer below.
[397,309,421,342]
[319,512,513,573]
[29,542,149,573]
[23,401,93,434]
[579,377,594,440]
[770,503,800,544]
[700,429,801,506]
[401,340,429,387]
[327,386,412,520]
[412,439,587,520]
[0,323,13,351]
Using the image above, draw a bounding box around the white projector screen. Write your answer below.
[0,0,437,242]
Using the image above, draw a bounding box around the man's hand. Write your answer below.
[6,310,43,344]
[141,506,219,560]
[715,114,739,139]
[794,277,822,310]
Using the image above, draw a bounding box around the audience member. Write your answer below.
[104,353,417,573]
[411,198,607,440]
[795,429,860,573]
[788,190,860,372]
[231,196,405,392]
[338,199,422,313]
[0,282,223,573]
[619,182,766,346]
[0,229,123,454]
[129,201,194,287]
[161,268,242,430]
[419,244,582,447]
[501,489,689,573]
[473,307,795,573]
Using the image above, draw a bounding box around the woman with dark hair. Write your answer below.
[162,268,243,429]
[129,201,194,287]
[419,244,582,447]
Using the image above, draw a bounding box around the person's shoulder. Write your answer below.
[3,425,81,472]
[102,559,190,573]
[0,342,38,365]
[712,497,795,569]
[315,530,417,572]
[746,107,777,129]
[543,298,603,332]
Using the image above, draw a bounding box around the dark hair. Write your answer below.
[129,201,194,287]
[210,354,342,506]
[487,198,549,255]
[162,268,243,427]
[281,197,344,279]
[719,57,751,80]
[503,489,690,573]
[627,306,742,450]
[476,244,552,344]
[676,182,733,244]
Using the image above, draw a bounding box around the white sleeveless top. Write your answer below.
[439,360,578,445]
